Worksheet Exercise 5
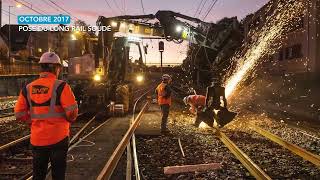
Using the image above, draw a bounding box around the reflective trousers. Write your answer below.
[32,137,69,180]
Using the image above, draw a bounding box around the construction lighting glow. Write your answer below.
[120,22,126,28]
[70,34,77,40]
[136,75,144,82]
[93,74,101,81]
[111,21,117,27]
[176,25,183,32]
[224,1,304,99]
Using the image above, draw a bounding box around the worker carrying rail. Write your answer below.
[14,52,78,180]
[155,74,172,134]
[183,78,237,128]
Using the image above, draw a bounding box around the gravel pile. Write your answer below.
[0,98,17,111]
[0,116,16,124]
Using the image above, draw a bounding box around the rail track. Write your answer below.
[96,85,154,180]
[0,108,14,118]
[132,85,320,179]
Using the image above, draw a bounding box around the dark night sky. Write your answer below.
[2,0,268,64]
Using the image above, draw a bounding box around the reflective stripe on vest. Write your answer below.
[26,80,66,119]
[64,103,78,112]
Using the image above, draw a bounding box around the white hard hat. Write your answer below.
[162,74,171,81]
[39,52,61,65]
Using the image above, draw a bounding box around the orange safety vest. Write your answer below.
[156,82,171,106]
[14,72,78,146]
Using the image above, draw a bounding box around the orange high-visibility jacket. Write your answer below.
[188,95,206,114]
[14,72,78,146]
[156,82,171,106]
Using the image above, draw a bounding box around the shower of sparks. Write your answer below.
[224,0,306,99]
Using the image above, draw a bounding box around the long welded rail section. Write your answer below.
[251,125,320,167]
[131,86,157,180]
[215,128,272,180]
[97,102,149,180]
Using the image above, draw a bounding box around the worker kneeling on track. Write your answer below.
[183,78,237,128]
[14,52,78,180]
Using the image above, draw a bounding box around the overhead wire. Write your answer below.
[2,9,17,16]
[193,0,204,17]
[197,0,208,18]
[47,0,79,20]
[11,0,44,15]
[103,0,118,15]
[123,0,126,14]
[203,0,218,21]
[112,0,124,15]
[140,0,146,14]
[41,0,65,14]
[16,0,48,14]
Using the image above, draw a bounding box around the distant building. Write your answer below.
[0,25,71,61]
[243,0,320,75]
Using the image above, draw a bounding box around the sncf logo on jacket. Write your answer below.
[32,85,49,94]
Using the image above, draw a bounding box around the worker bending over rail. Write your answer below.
[14,52,78,180]
[183,78,236,128]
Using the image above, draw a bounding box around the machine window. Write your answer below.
[128,43,142,64]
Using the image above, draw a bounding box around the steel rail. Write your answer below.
[0,113,15,118]
[251,125,320,167]
[0,135,30,152]
[216,129,272,180]
[126,142,132,180]
[97,102,149,180]
[69,115,97,144]
[130,86,155,180]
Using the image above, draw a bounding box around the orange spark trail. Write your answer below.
[225,0,305,99]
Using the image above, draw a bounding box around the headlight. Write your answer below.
[176,25,182,32]
[111,21,117,27]
[93,74,101,81]
[136,75,144,83]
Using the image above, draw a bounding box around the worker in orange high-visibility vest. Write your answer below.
[155,74,172,134]
[183,95,206,127]
[14,52,78,180]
